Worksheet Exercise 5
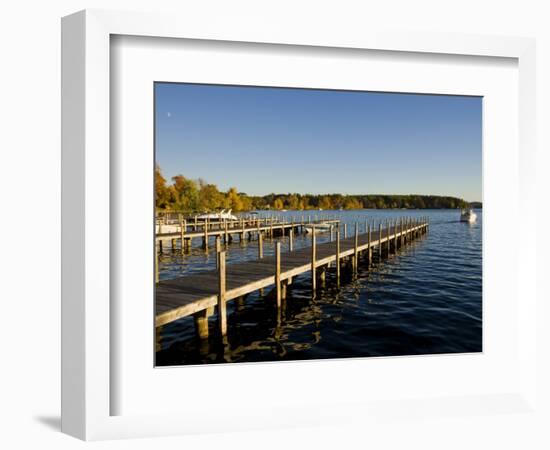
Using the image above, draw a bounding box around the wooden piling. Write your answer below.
[215,236,221,269]
[289,228,294,252]
[311,225,317,293]
[275,242,282,308]
[218,251,227,336]
[336,227,341,285]
[393,219,398,251]
[344,223,348,239]
[367,223,372,266]
[378,222,382,260]
[155,243,159,284]
[354,223,359,274]
[179,214,185,253]
[258,232,263,259]
[204,217,209,250]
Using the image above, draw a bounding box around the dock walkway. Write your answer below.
[156,218,429,339]
[156,216,339,250]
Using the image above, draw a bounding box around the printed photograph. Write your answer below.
[154,83,482,366]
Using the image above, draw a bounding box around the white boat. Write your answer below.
[460,209,477,223]
[155,223,180,234]
[196,209,238,221]
[304,222,332,233]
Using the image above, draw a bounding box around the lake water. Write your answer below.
[155,209,482,365]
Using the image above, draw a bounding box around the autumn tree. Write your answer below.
[155,166,469,212]
[225,187,244,211]
[273,198,284,210]
[171,175,199,211]
[343,197,363,209]
[155,165,170,210]
[198,184,224,211]
[319,196,333,210]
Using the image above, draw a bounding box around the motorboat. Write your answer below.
[460,209,477,223]
[304,222,333,233]
[196,209,238,221]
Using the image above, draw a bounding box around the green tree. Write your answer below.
[198,184,224,211]
[172,175,199,211]
[225,187,244,211]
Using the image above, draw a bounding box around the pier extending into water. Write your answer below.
[156,214,339,251]
[155,216,429,340]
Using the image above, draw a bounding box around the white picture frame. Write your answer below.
[61,9,537,441]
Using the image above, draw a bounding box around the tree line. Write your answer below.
[155,166,470,212]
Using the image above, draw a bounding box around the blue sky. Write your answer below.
[155,83,482,202]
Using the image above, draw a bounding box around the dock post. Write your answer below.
[311,225,317,294]
[400,218,404,247]
[203,217,209,250]
[224,219,229,244]
[378,222,382,260]
[179,214,185,253]
[393,219,398,251]
[215,236,221,269]
[218,251,227,336]
[344,223,347,239]
[270,219,274,239]
[241,218,245,242]
[367,223,372,266]
[258,232,264,259]
[354,223,359,274]
[388,220,392,253]
[289,228,294,251]
[275,242,282,308]
[336,227,341,286]
[155,243,159,284]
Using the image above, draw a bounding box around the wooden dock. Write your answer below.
[155,217,429,339]
[156,215,339,251]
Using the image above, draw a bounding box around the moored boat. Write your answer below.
[304,222,332,233]
[460,209,477,223]
[196,209,238,221]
